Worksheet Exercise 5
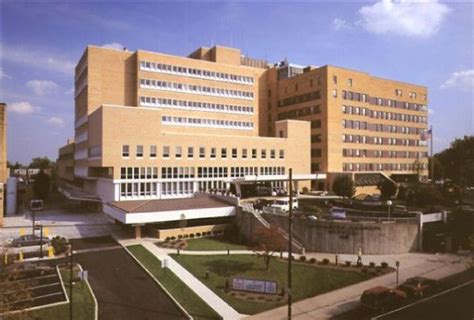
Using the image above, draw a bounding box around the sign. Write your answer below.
[232,277,277,294]
[161,258,169,268]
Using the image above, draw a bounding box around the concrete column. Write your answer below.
[225,182,231,191]
[294,181,300,196]
[134,225,142,239]
[235,182,241,197]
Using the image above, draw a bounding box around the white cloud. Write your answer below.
[441,69,474,91]
[26,80,59,96]
[101,42,125,50]
[46,116,65,127]
[2,43,75,75]
[8,102,39,114]
[333,18,351,31]
[0,68,11,79]
[358,0,451,38]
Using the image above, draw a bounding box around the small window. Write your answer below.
[210,147,216,158]
[163,146,170,158]
[175,146,182,158]
[348,78,353,86]
[221,148,227,158]
[188,147,194,158]
[332,89,338,98]
[122,145,129,157]
[261,149,266,159]
[150,145,157,158]
[333,75,337,84]
[232,148,237,158]
[136,145,143,158]
[242,149,247,159]
[252,148,257,159]
[279,149,285,159]
[199,147,205,158]
[270,149,276,159]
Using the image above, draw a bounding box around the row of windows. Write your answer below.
[343,162,428,172]
[122,145,285,160]
[342,134,427,147]
[278,90,321,108]
[139,96,254,114]
[120,167,159,179]
[277,105,321,120]
[342,105,428,123]
[342,90,427,112]
[342,149,428,159]
[342,119,424,135]
[140,78,254,100]
[120,182,159,197]
[139,60,254,85]
[161,116,254,130]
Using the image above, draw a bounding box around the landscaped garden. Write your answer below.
[171,254,390,315]
[127,245,221,320]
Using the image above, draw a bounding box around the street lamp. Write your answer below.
[396,260,400,287]
[386,200,393,219]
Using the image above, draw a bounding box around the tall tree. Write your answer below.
[436,136,474,187]
[33,169,51,200]
[29,157,55,170]
[254,225,286,270]
[332,175,355,199]
[377,179,397,200]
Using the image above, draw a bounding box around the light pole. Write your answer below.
[396,260,400,287]
[386,200,392,219]
[69,243,74,320]
[287,168,293,319]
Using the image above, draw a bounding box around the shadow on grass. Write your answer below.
[203,259,256,277]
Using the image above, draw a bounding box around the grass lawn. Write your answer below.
[28,267,96,320]
[171,254,372,315]
[127,245,221,320]
[184,237,249,251]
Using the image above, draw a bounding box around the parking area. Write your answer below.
[73,247,187,320]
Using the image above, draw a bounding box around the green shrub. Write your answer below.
[299,256,306,262]
[196,232,201,237]
[309,258,316,264]
[361,268,368,274]
[178,235,183,239]
[51,236,69,255]
[381,261,388,268]
[190,233,195,238]
[322,258,330,265]
[170,236,176,241]
[369,262,376,268]
[345,261,351,267]
[164,237,170,242]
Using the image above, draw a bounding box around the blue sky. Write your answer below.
[1,1,473,164]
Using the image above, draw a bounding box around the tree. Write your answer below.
[413,184,444,207]
[254,225,286,270]
[436,136,474,187]
[33,169,51,200]
[29,157,55,170]
[429,156,445,181]
[377,179,397,200]
[332,175,355,199]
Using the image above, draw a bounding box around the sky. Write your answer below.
[1,0,473,164]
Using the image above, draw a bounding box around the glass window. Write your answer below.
[270,149,276,159]
[163,146,170,158]
[252,148,257,158]
[150,145,157,158]
[187,147,194,158]
[221,148,227,158]
[261,149,266,159]
[136,145,143,158]
[279,149,284,159]
[210,147,216,158]
[242,149,247,159]
[332,89,337,98]
[232,148,237,158]
[175,146,182,158]
[122,145,129,157]
[199,147,205,158]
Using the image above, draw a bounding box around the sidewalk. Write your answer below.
[126,240,244,319]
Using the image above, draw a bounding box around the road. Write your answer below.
[74,248,187,320]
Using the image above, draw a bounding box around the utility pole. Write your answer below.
[69,243,74,320]
[430,125,434,183]
[287,168,293,319]
[40,224,43,258]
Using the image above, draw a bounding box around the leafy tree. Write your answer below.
[29,157,55,170]
[377,179,398,200]
[33,169,51,200]
[413,184,444,207]
[254,225,286,270]
[436,136,474,187]
[332,175,355,199]
[429,156,445,181]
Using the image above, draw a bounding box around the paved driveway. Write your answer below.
[74,248,187,320]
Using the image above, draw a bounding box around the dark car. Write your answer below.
[253,198,274,210]
[11,234,50,247]
[361,286,407,313]
[398,277,439,300]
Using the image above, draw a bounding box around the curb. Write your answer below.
[77,263,99,320]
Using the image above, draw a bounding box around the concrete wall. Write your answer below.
[264,214,420,254]
[155,224,228,240]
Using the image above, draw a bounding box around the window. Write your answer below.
[242,148,248,159]
[252,148,257,159]
[210,147,216,158]
[221,148,227,158]
[136,145,143,158]
[187,147,194,158]
[261,149,266,159]
[163,146,170,158]
[333,75,337,84]
[199,147,205,158]
[122,145,129,157]
[175,146,182,158]
[232,148,238,158]
[150,145,157,158]
[270,149,276,159]
[348,78,353,86]
[332,89,337,98]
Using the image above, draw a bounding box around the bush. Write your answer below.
[309,258,316,264]
[345,261,351,267]
[361,268,368,274]
[299,256,306,262]
[369,262,376,268]
[302,186,309,194]
[381,261,389,268]
[51,236,69,255]
[183,234,189,238]
[178,235,183,239]
[196,232,201,237]
[164,237,170,242]
[170,236,176,241]
[190,233,195,238]
[322,258,330,265]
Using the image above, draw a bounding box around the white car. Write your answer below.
[270,198,298,212]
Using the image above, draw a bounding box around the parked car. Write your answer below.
[330,207,347,219]
[360,286,407,313]
[270,197,298,212]
[11,234,50,247]
[398,277,439,300]
[253,199,274,211]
